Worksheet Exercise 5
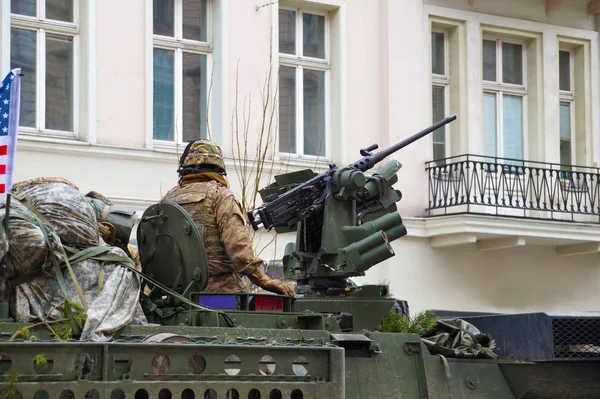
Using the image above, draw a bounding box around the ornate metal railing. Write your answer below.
[426,154,600,223]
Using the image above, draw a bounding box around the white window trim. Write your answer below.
[10,1,80,139]
[278,6,331,161]
[152,0,213,147]
[482,36,528,93]
[482,35,528,160]
[431,27,450,161]
[559,48,575,169]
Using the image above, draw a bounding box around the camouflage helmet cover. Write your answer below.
[179,139,226,173]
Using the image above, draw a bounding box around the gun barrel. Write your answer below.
[349,114,457,172]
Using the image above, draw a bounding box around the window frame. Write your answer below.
[482,35,528,161]
[10,0,80,138]
[152,0,213,146]
[558,47,575,169]
[431,27,450,162]
[278,6,331,160]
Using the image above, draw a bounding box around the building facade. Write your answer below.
[1,0,600,315]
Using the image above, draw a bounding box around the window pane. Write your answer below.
[483,93,497,158]
[303,69,325,157]
[46,34,73,131]
[279,9,296,55]
[153,49,175,141]
[279,66,296,153]
[482,40,496,81]
[182,52,207,142]
[153,0,175,36]
[10,28,36,128]
[183,0,207,41]
[503,95,523,160]
[303,13,325,59]
[560,101,571,166]
[11,0,36,17]
[502,42,523,85]
[559,50,571,92]
[431,32,445,75]
[46,0,73,22]
[432,85,445,160]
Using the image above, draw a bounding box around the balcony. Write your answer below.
[408,155,600,254]
[426,154,600,223]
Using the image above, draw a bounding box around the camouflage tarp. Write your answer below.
[2,178,148,341]
[12,177,100,248]
[422,318,498,359]
[12,244,147,341]
[0,199,64,280]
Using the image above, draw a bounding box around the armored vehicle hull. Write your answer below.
[3,309,600,398]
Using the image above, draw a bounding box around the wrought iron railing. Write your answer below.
[426,154,600,223]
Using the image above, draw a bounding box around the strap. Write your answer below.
[9,196,85,335]
[62,244,234,324]
[101,204,110,222]
[438,354,451,380]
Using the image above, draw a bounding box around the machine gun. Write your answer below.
[248,115,457,297]
[248,114,456,232]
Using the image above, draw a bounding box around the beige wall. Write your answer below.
[355,236,600,314]
[96,0,148,148]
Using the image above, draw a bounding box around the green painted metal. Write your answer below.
[137,202,209,295]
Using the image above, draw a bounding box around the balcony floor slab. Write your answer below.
[405,214,600,253]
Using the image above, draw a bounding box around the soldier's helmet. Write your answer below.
[178,139,226,175]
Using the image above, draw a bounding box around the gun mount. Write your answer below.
[249,115,457,296]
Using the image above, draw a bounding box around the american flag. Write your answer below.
[0,69,22,195]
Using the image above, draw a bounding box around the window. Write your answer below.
[431,29,448,162]
[559,49,574,170]
[482,38,526,163]
[279,7,329,158]
[153,0,210,143]
[10,0,77,135]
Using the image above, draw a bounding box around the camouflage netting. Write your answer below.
[12,177,100,248]
[12,244,147,342]
[3,177,147,341]
[0,200,65,280]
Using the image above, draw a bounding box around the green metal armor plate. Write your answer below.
[137,201,209,293]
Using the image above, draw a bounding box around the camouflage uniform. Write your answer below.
[161,140,294,296]
[162,180,260,293]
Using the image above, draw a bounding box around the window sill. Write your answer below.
[18,134,182,163]
[276,154,331,171]
[19,129,79,142]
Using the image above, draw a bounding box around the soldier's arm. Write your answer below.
[215,189,263,275]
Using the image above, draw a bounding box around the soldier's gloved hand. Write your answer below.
[247,267,295,297]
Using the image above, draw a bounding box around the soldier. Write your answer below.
[161,139,294,296]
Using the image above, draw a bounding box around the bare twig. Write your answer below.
[9,317,68,341]
[256,1,279,11]
[206,61,215,141]
[228,27,300,285]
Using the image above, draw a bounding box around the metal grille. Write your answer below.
[426,154,600,223]
[552,318,600,359]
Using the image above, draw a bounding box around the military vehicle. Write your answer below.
[1,114,600,399]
